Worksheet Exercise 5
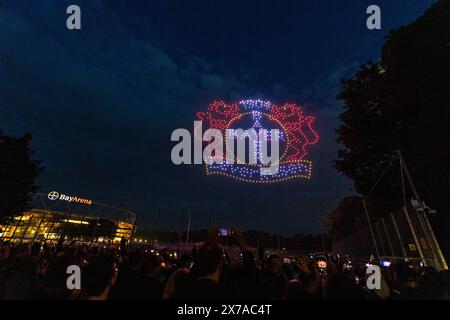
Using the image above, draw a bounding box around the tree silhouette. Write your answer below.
[333,1,450,259]
[334,1,450,212]
[0,130,43,218]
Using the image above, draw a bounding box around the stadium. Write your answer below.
[0,191,136,244]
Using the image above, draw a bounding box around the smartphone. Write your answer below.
[218,228,234,236]
[317,260,327,270]
[380,260,391,267]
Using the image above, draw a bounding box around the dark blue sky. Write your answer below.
[0,0,435,234]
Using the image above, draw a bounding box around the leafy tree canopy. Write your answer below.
[0,130,43,218]
[334,1,450,214]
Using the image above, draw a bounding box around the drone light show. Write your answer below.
[197,100,319,183]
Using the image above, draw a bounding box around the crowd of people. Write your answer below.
[0,229,449,300]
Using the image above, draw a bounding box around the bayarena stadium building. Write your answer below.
[0,191,136,244]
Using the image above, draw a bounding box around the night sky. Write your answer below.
[0,0,435,234]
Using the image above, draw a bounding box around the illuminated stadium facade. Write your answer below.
[0,192,136,244]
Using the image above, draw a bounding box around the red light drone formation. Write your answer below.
[197,99,319,183]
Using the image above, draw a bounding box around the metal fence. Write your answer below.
[332,200,448,270]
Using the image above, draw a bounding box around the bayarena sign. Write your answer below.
[47,191,92,205]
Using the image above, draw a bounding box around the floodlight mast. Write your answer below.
[397,150,448,271]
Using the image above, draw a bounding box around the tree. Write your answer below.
[333,1,450,259]
[334,1,450,212]
[324,196,366,243]
[0,130,43,218]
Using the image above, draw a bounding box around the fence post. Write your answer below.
[381,217,395,257]
[403,206,426,265]
[362,199,380,258]
[390,212,408,258]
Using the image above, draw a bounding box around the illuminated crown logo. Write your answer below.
[197,100,319,183]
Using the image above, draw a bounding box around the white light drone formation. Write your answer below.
[197,100,319,183]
